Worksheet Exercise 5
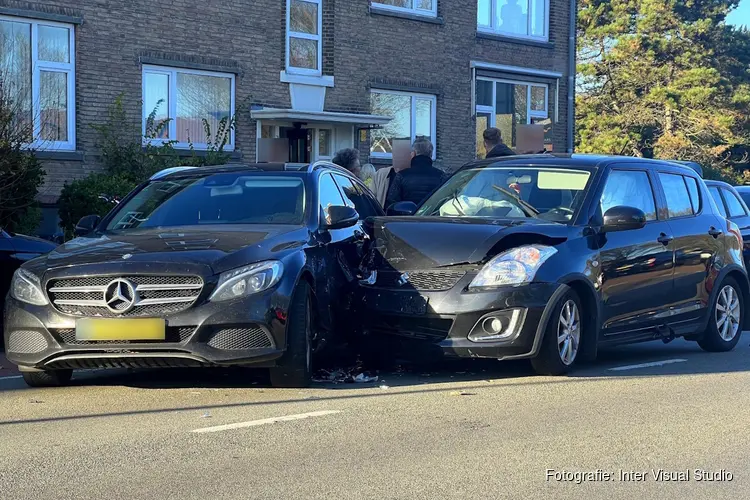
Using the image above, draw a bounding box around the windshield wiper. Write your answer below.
[491,184,539,216]
[450,188,465,216]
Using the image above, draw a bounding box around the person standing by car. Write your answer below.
[483,127,515,158]
[371,139,411,207]
[333,148,361,177]
[385,138,445,209]
[359,163,377,191]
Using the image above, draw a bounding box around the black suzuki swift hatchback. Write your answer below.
[4,162,382,388]
[360,154,749,375]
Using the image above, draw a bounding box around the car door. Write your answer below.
[656,172,721,332]
[596,167,675,337]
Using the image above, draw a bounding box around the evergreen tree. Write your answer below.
[576,0,750,181]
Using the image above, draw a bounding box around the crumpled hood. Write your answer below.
[23,224,308,276]
[367,216,570,271]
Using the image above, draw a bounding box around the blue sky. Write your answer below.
[727,0,749,27]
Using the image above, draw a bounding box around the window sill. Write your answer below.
[476,31,553,49]
[34,150,84,161]
[280,71,335,87]
[369,6,444,25]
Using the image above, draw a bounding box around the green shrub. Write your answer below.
[0,82,46,233]
[58,173,138,235]
[58,94,235,235]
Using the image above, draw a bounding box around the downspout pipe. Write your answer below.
[567,0,577,153]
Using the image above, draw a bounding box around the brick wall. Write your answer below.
[1,0,574,202]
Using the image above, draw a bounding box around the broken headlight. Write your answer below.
[469,245,557,289]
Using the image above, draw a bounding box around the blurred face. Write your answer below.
[350,158,361,176]
[392,142,411,171]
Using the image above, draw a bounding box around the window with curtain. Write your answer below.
[142,66,235,150]
[370,90,436,159]
[0,16,75,150]
[477,0,548,41]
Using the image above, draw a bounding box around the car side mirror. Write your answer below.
[387,201,418,216]
[602,206,647,232]
[322,205,359,230]
[74,215,101,236]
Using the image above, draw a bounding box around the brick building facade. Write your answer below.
[0,0,576,231]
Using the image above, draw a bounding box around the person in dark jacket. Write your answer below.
[385,138,446,209]
[483,127,515,158]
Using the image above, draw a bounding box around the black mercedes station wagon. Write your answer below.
[360,154,749,375]
[4,162,383,388]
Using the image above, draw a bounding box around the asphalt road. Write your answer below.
[1,338,749,500]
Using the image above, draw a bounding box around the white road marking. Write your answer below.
[608,359,688,372]
[191,410,342,434]
[0,375,22,381]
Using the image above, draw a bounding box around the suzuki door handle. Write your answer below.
[708,227,723,238]
[657,233,673,245]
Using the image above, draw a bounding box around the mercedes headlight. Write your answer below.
[10,268,48,306]
[469,245,557,289]
[209,261,284,302]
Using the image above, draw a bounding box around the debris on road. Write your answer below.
[312,366,379,384]
[28,399,44,404]
[379,384,390,390]
[449,390,476,397]
[200,412,212,418]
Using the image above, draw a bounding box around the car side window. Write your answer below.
[708,187,728,217]
[319,173,346,223]
[722,188,747,218]
[658,172,694,218]
[600,170,657,221]
[355,182,385,215]
[332,174,378,219]
[684,176,701,213]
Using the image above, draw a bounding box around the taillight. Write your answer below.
[728,219,742,249]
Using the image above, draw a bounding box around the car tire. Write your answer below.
[531,289,583,376]
[21,369,73,388]
[697,277,743,353]
[269,282,313,388]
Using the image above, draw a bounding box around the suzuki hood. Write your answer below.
[367,216,570,271]
[24,225,308,276]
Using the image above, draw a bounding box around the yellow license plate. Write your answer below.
[75,318,166,341]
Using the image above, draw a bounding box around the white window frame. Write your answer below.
[475,77,549,150]
[286,0,323,76]
[477,0,550,42]
[370,89,437,160]
[0,15,76,151]
[371,0,438,17]
[315,128,334,160]
[141,65,235,151]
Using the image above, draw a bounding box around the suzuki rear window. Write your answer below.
[105,174,306,230]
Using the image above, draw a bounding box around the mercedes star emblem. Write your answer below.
[397,273,410,287]
[104,278,138,314]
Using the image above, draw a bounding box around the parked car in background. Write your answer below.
[0,229,56,334]
[4,162,383,388]
[359,154,748,375]
[705,180,750,268]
